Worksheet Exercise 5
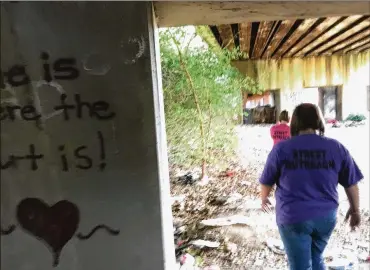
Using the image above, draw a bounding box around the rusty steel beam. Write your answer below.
[342,38,370,54]
[231,24,240,49]
[249,22,260,59]
[217,24,235,50]
[260,21,281,58]
[239,22,252,58]
[252,21,275,59]
[263,20,296,58]
[320,26,370,55]
[289,17,346,57]
[278,18,324,58]
[303,15,370,56]
[209,26,223,48]
[271,19,304,58]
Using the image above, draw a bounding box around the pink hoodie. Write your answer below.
[270,123,291,145]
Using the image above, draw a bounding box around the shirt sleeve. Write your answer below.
[338,145,364,188]
[259,146,280,186]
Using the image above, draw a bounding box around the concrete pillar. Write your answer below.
[1,2,175,270]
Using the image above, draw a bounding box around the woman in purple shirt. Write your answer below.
[259,103,363,270]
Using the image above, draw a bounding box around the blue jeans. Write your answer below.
[278,209,337,270]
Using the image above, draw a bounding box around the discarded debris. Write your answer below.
[203,265,221,270]
[200,215,250,227]
[327,258,354,269]
[358,251,369,261]
[326,250,358,270]
[197,175,210,186]
[254,259,264,267]
[225,242,238,254]
[357,241,369,249]
[266,238,285,255]
[179,253,195,266]
[221,169,235,177]
[191,239,220,248]
[226,193,243,204]
[178,172,198,185]
[171,195,186,205]
[209,193,243,206]
[209,196,228,206]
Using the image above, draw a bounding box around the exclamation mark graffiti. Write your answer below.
[97,131,106,171]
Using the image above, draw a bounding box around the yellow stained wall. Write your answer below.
[233,50,370,117]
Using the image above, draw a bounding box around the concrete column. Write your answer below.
[1,2,175,270]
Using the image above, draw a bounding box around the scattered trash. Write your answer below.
[173,217,186,228]
[178,172,198,185]
[209,193,243,206]
[179,253,195,266]
[203,265,221,270]
[343,244,356,251]
[175,242,191,258]
[171,195,186,205]
[327,258,353,269]
[200,215,250,227]
[197,175,210,186]
[332,122,341,128]
[191,239,220,248]
[326,251,358,270]
[225,242,238,253]
[358,251,369,261]
[209,196,228,206]
[254,259,264,266]
[222,169,235,177]
[266,238,285,255]
[357,241,369,249]
[240,180,251,186]
[226,193,243,204]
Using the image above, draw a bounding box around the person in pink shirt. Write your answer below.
[270,110,291,145]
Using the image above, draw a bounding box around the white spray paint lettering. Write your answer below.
[82,53,111,76]
[1,36,145,121]
[31,80,66,120]
[123,35,146,65]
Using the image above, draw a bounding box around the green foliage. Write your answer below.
[345,113,366,122]
[160,27,261,170]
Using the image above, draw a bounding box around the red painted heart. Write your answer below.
[16,198,80,267]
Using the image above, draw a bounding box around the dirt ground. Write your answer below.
[171,122,369,269]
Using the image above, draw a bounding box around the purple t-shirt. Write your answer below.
[259,134,363,225]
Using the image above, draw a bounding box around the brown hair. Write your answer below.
[279,110,289,122]
[290,103,325,137]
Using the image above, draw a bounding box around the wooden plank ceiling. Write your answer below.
[209,15,370,60]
